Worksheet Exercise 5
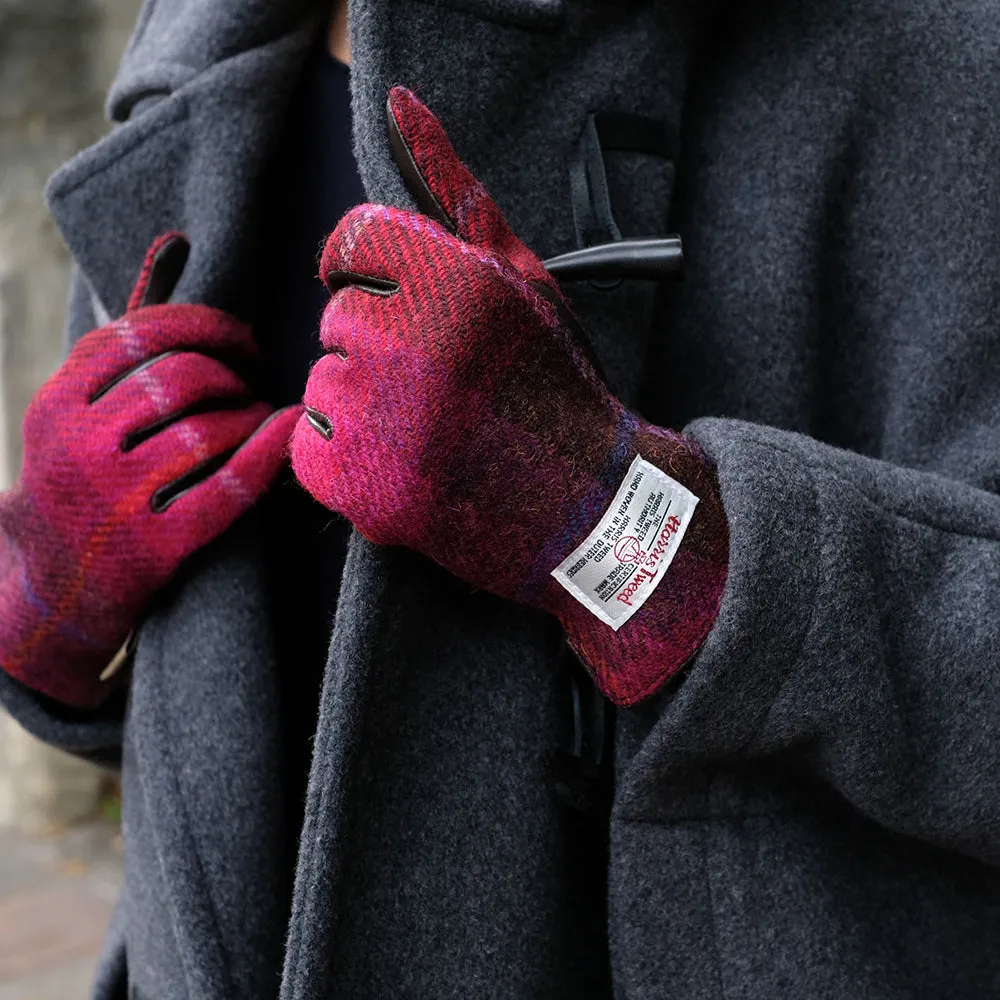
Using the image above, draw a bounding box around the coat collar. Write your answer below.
[105,0,321,122]
[43,0,568,324]
[45,3,323,321]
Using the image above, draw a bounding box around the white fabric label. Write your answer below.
[551,454,699,631]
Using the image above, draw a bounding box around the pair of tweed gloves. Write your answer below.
[0,87,727,709]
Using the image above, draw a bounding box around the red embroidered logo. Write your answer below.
[616,514,683,607]
[613,536,641,564]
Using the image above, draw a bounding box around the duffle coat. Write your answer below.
[5,0,1000,997]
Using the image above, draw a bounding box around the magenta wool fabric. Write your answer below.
[0,234,300,708]
[291,87,729,706]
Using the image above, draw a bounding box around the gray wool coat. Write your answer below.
[3,0,1000,997]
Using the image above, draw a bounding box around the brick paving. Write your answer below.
[0,821,123,1000]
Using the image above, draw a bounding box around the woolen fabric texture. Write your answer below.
[292,86,729,706]
[0,234,296,708]
[2,0,1000,998]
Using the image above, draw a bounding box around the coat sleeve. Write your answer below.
[620,414,1000,867]
[0,266,125,764]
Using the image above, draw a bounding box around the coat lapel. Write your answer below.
[46,10,321,322]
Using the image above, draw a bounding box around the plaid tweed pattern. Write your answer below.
[0,236,299,708]
[290,87,729,706]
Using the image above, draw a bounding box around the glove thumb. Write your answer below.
[386,85,550,284]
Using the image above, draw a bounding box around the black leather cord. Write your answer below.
[544,236,684,282]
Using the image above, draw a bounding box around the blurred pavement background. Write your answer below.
[0,0,139,995]
[0,819,123,1000]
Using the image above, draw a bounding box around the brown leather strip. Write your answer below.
[385,93,457,234]
[150,447,237,513]
[324,269,399,296]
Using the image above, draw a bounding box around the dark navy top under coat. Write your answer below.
[254,49,364,839]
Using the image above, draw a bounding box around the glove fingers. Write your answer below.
[302,348,427,452]
[316,264,404,355]
[62,305,258,406]
[320,203,501,361]
[302,350,349,405]
[318,203,419,301]
[160,404,300,546]
[293,362,438,543]
[386,86,551,283]
[18,405,278,593]
[93,351,254,454]
[124,401,272,498]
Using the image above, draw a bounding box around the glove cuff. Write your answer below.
[539,423,730,706]
[0,492,132,709]
[0,626,131,710]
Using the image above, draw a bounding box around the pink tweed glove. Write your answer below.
[291,88,729,706]
[0,234,300,708]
